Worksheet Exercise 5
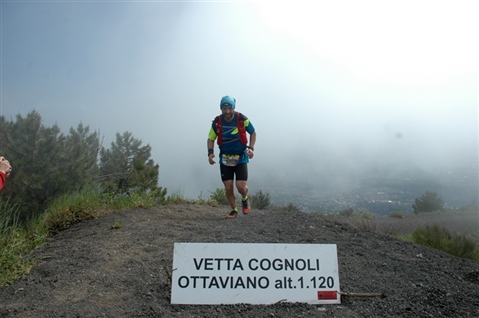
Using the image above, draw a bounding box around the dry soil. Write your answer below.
[1,204,478,317]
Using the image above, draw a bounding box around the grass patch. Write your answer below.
[389,211,405,218]
[406,224,479,262]
[111,216,122,229]
[1,186,167,287]
[349,215,377,233]
[166,188,190,205]
[1,201,49,287]
[209,188,228,206]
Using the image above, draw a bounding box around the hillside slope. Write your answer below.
[1,204,478,317]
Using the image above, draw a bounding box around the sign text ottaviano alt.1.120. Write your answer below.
[171,243,341,305]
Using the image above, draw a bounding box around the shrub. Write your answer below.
[208,199,219,207]
[209,188,228,206]
[359,210,373,219]
[339,207,354,217]
[167,189,188,204]
[196,191,207,205]
[45,186,166,233]
[250,190,271,210]
[412,191,444,214]
[111,216,122,229]
[266,203,301,213]
[349,215,377,233]
[285,203,301,212]
[411,224,479,262]
[390,211,405,218]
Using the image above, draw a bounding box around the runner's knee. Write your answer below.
[223,181,234,193]
[236,181,247,193]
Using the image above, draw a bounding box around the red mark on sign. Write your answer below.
[317,291,337,300]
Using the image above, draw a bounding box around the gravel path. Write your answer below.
[1,204,478,317]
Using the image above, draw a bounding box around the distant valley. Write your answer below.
[256,164,478,216]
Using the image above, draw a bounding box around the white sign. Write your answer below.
[171,243,340,305]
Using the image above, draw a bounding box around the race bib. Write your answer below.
[222,154,240,167]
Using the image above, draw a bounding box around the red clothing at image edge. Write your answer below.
[0,171,6,191]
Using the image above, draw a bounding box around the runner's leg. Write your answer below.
[235,164,249,199]
[235,164,250,214]
[223,180,236,210]
[221,165,237,210]
[236,180,248,199]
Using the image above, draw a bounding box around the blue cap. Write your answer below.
[220,96,236,109]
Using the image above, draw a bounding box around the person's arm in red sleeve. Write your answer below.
[0,171,5,191]
[0,157,12,191]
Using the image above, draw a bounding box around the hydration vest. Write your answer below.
[214,112,248,146]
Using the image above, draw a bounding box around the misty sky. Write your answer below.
[1,1,478,199]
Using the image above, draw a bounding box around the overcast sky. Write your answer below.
[1,1,478,199]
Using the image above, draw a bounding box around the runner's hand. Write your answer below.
[208,154,216,165]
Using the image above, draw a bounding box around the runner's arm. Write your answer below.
[207,138,216,165]
[207,138,215,151]
[248,131,256,150]
[0,172,6,191]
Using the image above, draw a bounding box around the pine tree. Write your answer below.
[412,191,445,214]
[0,111,101,221]
[99,131,159,193]
[62,123,101,188]
[0,111,65,220]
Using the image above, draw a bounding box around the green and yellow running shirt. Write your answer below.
[208,112,255,165]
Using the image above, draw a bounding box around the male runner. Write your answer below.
[207,96,256,219]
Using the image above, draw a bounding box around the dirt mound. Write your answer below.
[1,204,478,317]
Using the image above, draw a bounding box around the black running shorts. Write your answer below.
[220,163,248,182]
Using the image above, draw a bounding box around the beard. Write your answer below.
[223,112,234,122]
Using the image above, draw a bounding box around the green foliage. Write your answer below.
[390,211,405,218]
[285,202,301,212]
[410,224,479,262]
[358,210,373,219]
[0,197,21,235]
[339,207,354,217]
[111,216,122,229]
[166,189,189,204]
[349,215,377,233]
[209,188,228,205]
[194,191,219,206]
[44,186,103,231]
[1,185,167,287]
[0,200,48,287]
[208,199,219,207]
[1,111,164,223]
[45,186,166,233]
[99,131,159,194]
[0,112,100,222]
[196,191,207,205]
[412,191,444,214]
[110,187,167,210]
[250,189,271,210]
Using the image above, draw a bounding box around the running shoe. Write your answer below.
[242,196,251,214]
[226,210,238,219]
